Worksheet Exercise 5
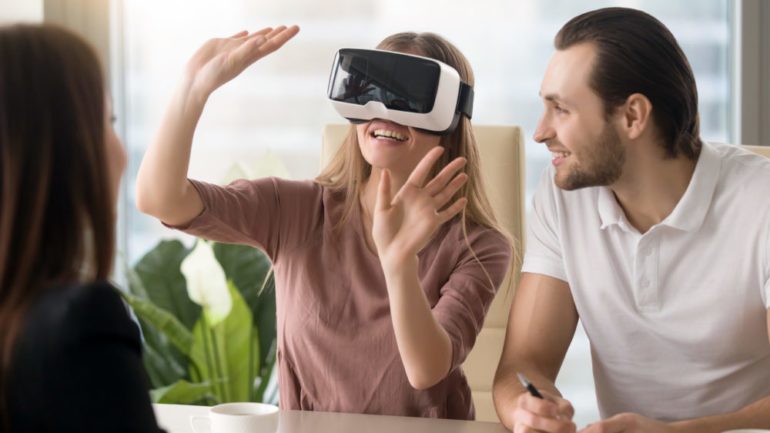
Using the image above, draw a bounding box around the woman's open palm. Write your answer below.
[372,147,468,265]
[186,25,299,97]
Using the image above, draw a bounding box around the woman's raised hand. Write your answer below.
[372,147,468,268]
[135,25,298,226]
[185,25,299,99]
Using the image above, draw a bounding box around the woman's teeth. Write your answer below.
[372,129,407,141]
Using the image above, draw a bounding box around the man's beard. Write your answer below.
[556,122,625,191]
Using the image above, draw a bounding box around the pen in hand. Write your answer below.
[517,372,574,423]
[516,372,544,399]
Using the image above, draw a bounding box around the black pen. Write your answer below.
[516,372,544,399]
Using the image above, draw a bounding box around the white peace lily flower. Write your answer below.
[180,240,232,325]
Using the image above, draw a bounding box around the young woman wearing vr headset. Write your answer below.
[136,25,512,420]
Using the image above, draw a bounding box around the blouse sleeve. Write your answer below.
[432,227,512,370]
[164,177,324,260]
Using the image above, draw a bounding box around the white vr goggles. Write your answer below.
[327,48,474,135]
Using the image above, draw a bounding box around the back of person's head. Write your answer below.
[555,7,702,160]
[0,23,114,424]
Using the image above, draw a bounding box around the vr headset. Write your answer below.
[327,48,474,135]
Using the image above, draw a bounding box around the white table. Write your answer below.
[154,404,510,433]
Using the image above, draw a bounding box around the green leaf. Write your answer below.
[125,264,189,387]
[135,240,201,329]
[254,341,276,402]
[212,243,271,313]
[125,263,150,299]
[150,380,216,404]
[261,368,280,405]
[120,291,204,371]
[212,243,276,379]
[189,282,256,402]
[254,273,276,379]
[142,338,187,387]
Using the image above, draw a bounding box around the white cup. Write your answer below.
[190,402,279,433]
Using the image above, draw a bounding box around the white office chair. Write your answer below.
[746,144,770,158]
[320,124,526,422]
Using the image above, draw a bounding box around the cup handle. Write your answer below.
[189,415,211,433]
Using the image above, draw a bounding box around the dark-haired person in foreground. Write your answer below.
[493,7,770,433]
[0,24,164,432]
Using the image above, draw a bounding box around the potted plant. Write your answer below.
[121,239,277,405]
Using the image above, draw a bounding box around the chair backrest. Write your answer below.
[745,144,770,158]
[320,124,525,422]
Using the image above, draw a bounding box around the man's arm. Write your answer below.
[493,272,580,432]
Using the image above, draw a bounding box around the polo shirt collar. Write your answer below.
[663,142,720,231]
[597,142,721,232]
[597,187,624,230]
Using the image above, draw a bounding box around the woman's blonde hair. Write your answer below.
[316,32,517,285]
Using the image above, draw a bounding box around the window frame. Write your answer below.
[730,0,770,146]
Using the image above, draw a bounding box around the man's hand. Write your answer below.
[510,391,577,433]
[579,413,675,433]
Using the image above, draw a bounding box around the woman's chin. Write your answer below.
[364,147,407,167]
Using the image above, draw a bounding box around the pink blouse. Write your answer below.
[169,177,511,420]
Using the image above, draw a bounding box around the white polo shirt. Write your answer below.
[522,142,770,421]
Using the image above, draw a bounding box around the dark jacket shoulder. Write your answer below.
[8,281,163,433]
